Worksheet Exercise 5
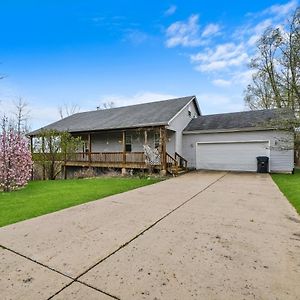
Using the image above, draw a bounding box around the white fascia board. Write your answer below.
[183,127,276,135]
[167,96,199,125]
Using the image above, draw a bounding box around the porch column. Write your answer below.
[144,130,148,145]
[122,131,127,175]
[88,133,92,164]
[160,127,167,175]
[30,136,33,154]
[42,136,46,180]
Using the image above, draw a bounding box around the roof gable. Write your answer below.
[29,96,198,136]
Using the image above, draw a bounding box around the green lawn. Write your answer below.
[272,169,300,214]
[0,177,160,227]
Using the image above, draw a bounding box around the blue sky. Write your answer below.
[0,0,298,129]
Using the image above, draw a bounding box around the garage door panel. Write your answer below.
[196,142,269,172]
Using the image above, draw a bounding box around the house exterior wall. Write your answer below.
[91,132,123,152]
[167,100,199,156]
[90,129,177,154]
[166,131,176,156]
[182,130,294,173]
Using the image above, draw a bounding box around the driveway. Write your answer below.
[0,172,299,299]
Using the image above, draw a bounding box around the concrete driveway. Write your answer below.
[1,171,299,300]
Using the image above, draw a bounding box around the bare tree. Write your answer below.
[96,101,115,110]
[245,7,300,163]
[13,98,30,135]
[245,7,300,114]
[58,103,80,119]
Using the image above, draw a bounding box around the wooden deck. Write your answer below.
[33,152,154,169]
[33,151,188,174]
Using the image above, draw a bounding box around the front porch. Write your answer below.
[63,150,187,173]
[31,126,188,177]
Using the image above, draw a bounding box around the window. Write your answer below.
[154,133,160,149]
[125,135,132,152]
[188,106,192,117]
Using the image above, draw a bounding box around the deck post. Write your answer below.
[122,130,127,175]
[88,133,92,164]
[42,136,46,180]
[160,127,167,175]
[144,130,148,145]
[63,165,67,179]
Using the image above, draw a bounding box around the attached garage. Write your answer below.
[196,141,269,172]
[182,109,294,173]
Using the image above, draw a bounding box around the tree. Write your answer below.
[33,130,83,180]
[245,7,300,114]
[13,98,30,135]
[58,103,80,119]
[245,7,300,164]
[96,101,115,110]
[0,116,32,192]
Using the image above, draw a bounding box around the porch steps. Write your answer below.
[169,166,188,176]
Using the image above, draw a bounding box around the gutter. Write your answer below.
[183,127,277,135]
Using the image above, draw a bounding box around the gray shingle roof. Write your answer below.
[184,108,293,132]
[29,96,197,136]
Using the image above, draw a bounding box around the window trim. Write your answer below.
[154,133,160,149]
[125,134,132,152]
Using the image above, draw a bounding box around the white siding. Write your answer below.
[183,130,294,173]
[167,100,199,155]
[166,130,176,156]
[92,132,122,152]
[91,129,176,156]
[196,141,269,171]
[92,131,156,152]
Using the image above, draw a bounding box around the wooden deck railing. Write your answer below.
[175,152,188,170]
[67,152,147,164]
[33,152,147,166]
[32,151,187,174]
[166,152,178,174]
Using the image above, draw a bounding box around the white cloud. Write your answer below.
[191,43,249,72]
[165,15,222,47]
[164,5,177,16]
[263,0,298,18]
[232,70,256,86]
[123,29,148,45]
[0,98,61,130]
[198,93,245,113]
[201,23,220,37]
[212,79,231,87]
[165,14,203,47]
[247,18,273,46]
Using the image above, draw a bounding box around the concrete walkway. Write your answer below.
[0,172,299,299]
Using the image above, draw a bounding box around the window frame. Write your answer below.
[154,133,160,149]
[125,134,132,152]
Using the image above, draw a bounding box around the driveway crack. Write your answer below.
[2,172,227,300]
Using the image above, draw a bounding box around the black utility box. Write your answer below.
[256,156,269,173]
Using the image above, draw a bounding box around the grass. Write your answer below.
[0,177,160,227]
[272,169,300,214]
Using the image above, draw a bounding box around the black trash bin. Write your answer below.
[256,156,269,173]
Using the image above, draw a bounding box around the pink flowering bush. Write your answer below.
[0,120,32,192]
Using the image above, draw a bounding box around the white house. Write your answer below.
[29,96,294,175]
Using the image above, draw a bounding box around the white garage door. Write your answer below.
[196,141,269,172]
